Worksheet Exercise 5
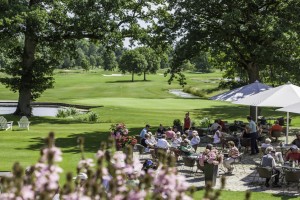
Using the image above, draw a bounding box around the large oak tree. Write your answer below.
[0,0,162,116]
[156,0,300,85]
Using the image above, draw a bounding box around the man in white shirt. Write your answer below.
[247,116,259,155]
[140,124,150,139]
[156,135,170,149]
[261,147,281,187]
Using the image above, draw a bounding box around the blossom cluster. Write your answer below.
[199,148,223,166]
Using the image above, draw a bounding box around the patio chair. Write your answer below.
[240,138,251,153]
[182,156,196,175]
[18,116,30,130]
[0,116,13,131]
[230,153,246,174]
[134,144,150,159]
[271,131,282,142]
[283,169,300,193]
[256,166,276,187]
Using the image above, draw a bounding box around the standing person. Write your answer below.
[183,112,191,132]
[291,132,300,148]
[247,116,259,155]
[140,124,150,140]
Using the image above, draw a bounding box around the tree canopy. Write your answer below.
[157,0,300,86]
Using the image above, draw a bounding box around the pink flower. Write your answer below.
[21,185,34,200]
[77,158,95,169]
[41,147,62,163]
[95,150,105,159]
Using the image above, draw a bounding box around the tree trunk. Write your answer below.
[132,71,134,82]
[14,29,37,116]
[143,71,146,81]
[246,62,261,121]
[245,62,260,83]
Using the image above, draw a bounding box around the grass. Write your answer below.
[0,69,299,198]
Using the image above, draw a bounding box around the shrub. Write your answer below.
[88,112,99,123]
[173,119,182,127]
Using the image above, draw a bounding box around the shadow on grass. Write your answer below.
[19,127,143,154]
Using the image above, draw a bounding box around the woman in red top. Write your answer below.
[184,112,191,132]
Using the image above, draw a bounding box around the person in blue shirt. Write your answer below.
[247,116,259,155]
[140,124,150,139]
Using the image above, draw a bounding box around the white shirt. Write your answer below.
[213,130,222,144]
[156,138,170,149]
[172,137,182,147]
[191,136,200,146]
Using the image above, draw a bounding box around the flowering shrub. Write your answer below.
[110,123,128,139]
[199,148,223,166]
[0,132,193,200]
[115,135,138,150]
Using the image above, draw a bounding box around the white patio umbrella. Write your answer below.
[276,102,300,114]
[233,83,300,144]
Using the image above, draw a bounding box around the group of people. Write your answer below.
[137,112,203,161]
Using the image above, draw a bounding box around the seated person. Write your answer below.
[223,141,240,174]
[165,127,176,140]
[210,120,220,133]
[241,125,251,138]
[213,126,223,145]
[269,120,282,137]
[178,139,195,156]
[291,132,300,148]
[156,135,170,149]
[190,131,200,151]
[259,116,267,126]
[285,145,300,162]
[171,132,182,148]
[156,124,166,139]
[148,132,157,145]
[261,147,281,187]
[144,133,156,152]
[261,138,284,163]
[261,138,272,149]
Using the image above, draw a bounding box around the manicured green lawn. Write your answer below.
[0,69,299,198]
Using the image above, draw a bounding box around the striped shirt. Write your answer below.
[229,146,239,158]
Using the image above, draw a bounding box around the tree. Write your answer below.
[0,0,163,116]
[119,49,147,82]
[157,0,300,85]
[103,50,118,71]
[137,47,161,81]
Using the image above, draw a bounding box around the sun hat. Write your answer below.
[291,145,299,150]
[73,172,88,181]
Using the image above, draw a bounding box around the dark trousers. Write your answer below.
[250,132,259,154]
[266,169,280,184]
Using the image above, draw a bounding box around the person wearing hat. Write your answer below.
[285,145,300,162]
[140,124,150,140]
[178,138,195,156]
[73,172,88,187]
[261,147,281,187]
[291,132,300,148]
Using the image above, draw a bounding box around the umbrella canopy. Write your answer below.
[276,102,300,114]
[210,80,272,102]
[233,83,300,144]
[233,83,300,107]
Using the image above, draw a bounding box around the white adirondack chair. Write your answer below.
[0,116,13,130]
[18,116,30,130]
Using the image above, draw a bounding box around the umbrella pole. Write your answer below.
[286,112,289,144]
[255,106,258,123]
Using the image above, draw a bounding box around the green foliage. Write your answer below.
[200,117,211,128]
[158,0,300,85]
[183,86,206,98]
[74,111,99,123]
[56,107,79,118]
[119,49,147,82]
[173,119,182,127]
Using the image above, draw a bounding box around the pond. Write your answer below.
[169,89,199,98]
[0,103,87,117]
